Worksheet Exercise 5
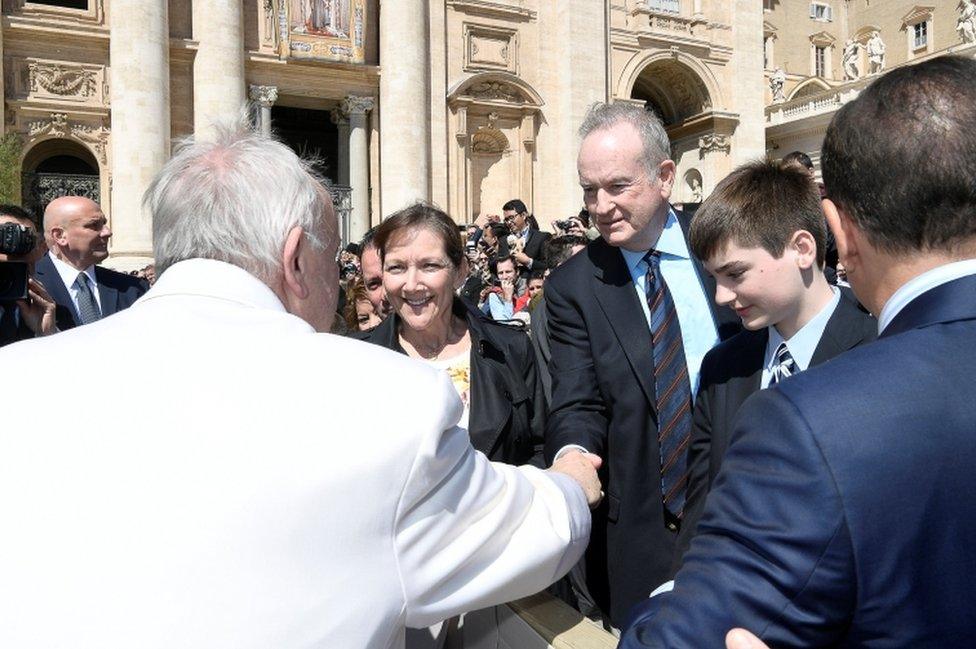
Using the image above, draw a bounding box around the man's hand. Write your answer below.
[726,629,769,649]
[16,278,58,336]
[473,213,490,229]
[513,250,532,267]
[549,450,603,507]
[501,279,515,302]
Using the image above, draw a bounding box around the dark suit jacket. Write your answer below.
[529,293,552,407]
[621,273,976,648]
[0,304,34,347]
[35,254,148,331]
[544,210,740,626]
[522,228,550,269]
[673,294,877,567]
[357,298,545,466]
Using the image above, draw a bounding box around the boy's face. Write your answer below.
[704,240,806,334]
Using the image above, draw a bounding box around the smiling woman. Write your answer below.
[355,203,545,466]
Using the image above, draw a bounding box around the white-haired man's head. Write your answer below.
[144,125,339,332]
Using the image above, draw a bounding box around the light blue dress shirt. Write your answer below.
[619,209,719,396]
[761,287,841,389]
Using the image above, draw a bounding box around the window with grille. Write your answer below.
[648,0,681,14]
[815,46,827,77]
[809,2,832,21]
[913,21,928,49]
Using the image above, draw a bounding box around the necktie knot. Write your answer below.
[770,342,796,385]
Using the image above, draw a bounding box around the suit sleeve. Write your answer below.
[394,372,591,628]
[517,329,548,469]
[620,388,855,649]
[543,273,608,463]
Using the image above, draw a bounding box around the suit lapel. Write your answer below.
[95,267,119,317]
[590,242,657,413]
[35,255,80,327]
[811,294,874,366]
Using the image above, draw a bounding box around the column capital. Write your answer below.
[342,95,375,115]
[249,84,279,108]
[330,106,349,126]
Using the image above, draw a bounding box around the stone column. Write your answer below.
[379,0,430,215]
[249,85,278,137]
[109,0,170,263]
[193,0,246,139]
[342,96,374,240]
[330,107,350,185]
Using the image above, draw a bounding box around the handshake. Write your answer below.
[548,450,603,507]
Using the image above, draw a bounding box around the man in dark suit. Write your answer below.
[622,55,976,648]
[35,196,147,331]
[544,102,739,628]
[0,204,57,347]
[672,160,876,567]
[503,198,550,274]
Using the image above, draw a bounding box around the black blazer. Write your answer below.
[35,254,148,331]
[522,229,550,268]
[357,299,545,466]
[543,209,740,626]
[0,304,34,347]
[672,294,877,569]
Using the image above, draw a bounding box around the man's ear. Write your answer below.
[657,160,676,196]
[822,198,859,272]
[50,226,66,246]
[281,225,309,300]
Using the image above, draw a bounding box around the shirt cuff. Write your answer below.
[649,580,675,598]
[553,445,590,464]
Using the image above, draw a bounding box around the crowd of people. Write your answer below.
[1,54,975,649]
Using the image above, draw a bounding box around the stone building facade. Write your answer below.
[764,0,976,173]
[2,0,764,268]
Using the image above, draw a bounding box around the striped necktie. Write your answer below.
[769,342,796,386]
[75,272,102,325]
[644,250,693,518]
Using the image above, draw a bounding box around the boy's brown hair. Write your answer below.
[689,159,826,266]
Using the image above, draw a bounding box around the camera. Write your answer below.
[554,219,574,231]
[0,222,35,302]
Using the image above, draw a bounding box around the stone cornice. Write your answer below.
[446,0,536,22]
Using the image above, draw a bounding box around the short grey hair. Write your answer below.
[578,102,672,177]
[145,123,332,282]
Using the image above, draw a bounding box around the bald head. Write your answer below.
[43,196,111,270]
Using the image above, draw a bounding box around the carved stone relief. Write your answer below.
[470,112,509,154]
[18,60,108,106]
[464,24,517,74]
[468,81,521,103]
[27,112,110,164]
[698,133,731,157]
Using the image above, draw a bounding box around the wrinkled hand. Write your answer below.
[726,629,769,649]
[550,450,603,507]
[16,278,57,336]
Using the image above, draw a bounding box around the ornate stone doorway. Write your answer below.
[21,139,99,216]
[626,56,737,200]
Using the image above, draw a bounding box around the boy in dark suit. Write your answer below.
[672,159,876,567]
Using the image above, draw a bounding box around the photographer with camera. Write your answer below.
[0,204,58,347]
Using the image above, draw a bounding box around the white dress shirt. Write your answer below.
[878,259,976,334]
[48,252,102,313]
[761,287,841,389]
[619,209,720,396]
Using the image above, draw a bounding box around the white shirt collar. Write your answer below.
[48,251,95,290]
[877,259,976,334]
[620,209,688,276]
[766,287,841,373]
[143,258,295,316]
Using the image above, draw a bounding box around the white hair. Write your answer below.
[578,102,672,177]
[145,123,331,282]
